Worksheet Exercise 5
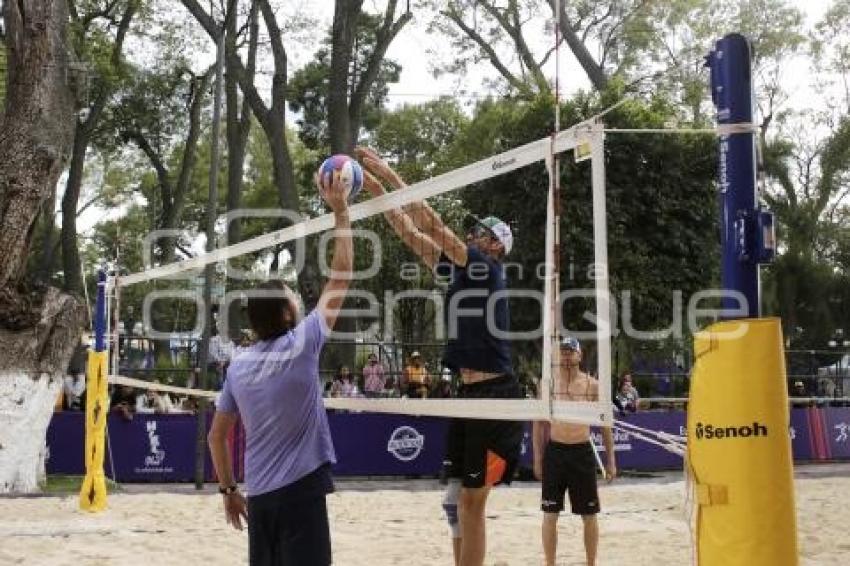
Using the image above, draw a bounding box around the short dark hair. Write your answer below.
[247,280,292,341]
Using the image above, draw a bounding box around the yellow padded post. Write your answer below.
[79,350,109,512]
[688,318,797,566]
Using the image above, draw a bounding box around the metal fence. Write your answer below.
[106,332,850,404]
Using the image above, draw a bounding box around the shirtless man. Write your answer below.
[532,336,617,566]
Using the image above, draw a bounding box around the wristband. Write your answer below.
[218,484,238,495]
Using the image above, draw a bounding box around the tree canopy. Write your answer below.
[4,0,848,376]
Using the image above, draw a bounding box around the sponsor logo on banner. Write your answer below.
[694,421,768,440]
[387,426,425,462]
[136,420,173,474]
[591,429,632,452]
[835,422,849,443]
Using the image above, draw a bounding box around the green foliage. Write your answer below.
[763,253,849,350]
[288,13,402,151]
[26,0,848,379]
[449,93,717,378]
[761,114,850,343]
[644,0,804,123]
[112,64,198,152]
[372,97,470,179]
[354,91,717,380]
[349,98,474,344]
[812,0,850,110]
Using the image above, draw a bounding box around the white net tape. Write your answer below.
[117,124,598,287]
[108,374,218,399]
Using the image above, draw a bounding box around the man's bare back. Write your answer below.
[549,367,599,445]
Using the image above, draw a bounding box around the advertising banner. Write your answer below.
[47,407,849,481]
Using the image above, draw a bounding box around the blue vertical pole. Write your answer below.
[706,33,774,319]
[95,270,107,353]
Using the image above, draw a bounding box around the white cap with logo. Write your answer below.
[472,215,513,255]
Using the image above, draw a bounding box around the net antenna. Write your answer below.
[541,0,563,419]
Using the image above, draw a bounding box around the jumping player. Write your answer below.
[356,147,523,566]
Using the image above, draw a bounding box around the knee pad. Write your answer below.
[441,479,461,538]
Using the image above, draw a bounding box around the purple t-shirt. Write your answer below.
[216,310,336,496]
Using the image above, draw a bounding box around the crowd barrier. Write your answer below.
[45,407,850,482]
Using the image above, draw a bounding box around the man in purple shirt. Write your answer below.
[207,173,353,566]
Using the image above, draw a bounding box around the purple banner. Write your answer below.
[789,408,813,461]
[46,407,850,482]
[108,413,200,481]
[46,412,86,475]
[824,407,850,459]
[329,412,447,475]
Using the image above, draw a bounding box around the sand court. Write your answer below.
[1,465,847,565]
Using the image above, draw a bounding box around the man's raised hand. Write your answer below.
[316,171,349,213]
[355,146,406,190]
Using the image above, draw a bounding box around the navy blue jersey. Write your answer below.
[438,246,512,375]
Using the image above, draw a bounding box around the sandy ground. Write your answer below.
[0,465,847,566]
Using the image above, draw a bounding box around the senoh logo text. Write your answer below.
[694,421,768,440]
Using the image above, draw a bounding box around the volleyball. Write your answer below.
[318,154,363,202]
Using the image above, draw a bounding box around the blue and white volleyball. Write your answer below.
[319,154,363,202]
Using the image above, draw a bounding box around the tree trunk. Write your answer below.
[0,289,85,492]
[0,0,85,494]
[36,187,57,282]
[0,372,62,492]
[328,0,362,154]
[548,0,610,92]
[224,2,256,342]
[0,0,77,288]
[60,123,88,294]
[59,2,134,293]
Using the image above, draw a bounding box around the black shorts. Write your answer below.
[247,464,334,566]
[443,375,523,488]
[541,441,600,515]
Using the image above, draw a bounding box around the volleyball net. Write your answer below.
[102,119,613,427]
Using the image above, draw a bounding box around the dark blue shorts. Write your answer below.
[247,464,334,565]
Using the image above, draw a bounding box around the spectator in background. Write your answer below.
[818,376,837,398]
[64,337,89,411]
[209,328,235,390]
[614,373,639,416]
[432,370,453,399]
[383,372,399,397]
[330,366,355,398]
[180,396,199,414]
[238,330,255,348]
[110,384,137,421]
[135,382,173,414]
[403,352,430,398]
[792,380,808,398]
[169,334,184,365]
[362,353,386,398]
[187,367,201,389]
